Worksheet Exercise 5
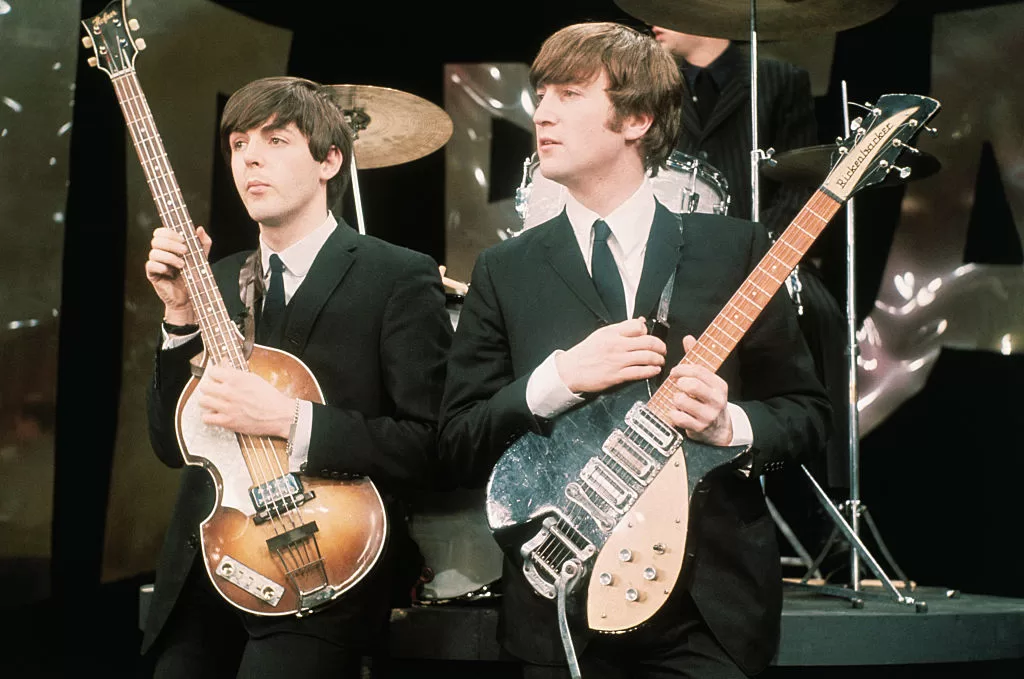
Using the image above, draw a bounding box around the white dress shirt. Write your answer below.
[162,212,338,471]
[524,184,753,447]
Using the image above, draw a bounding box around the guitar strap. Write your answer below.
[238,248,264,358]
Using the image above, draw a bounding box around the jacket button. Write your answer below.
[299,463,307,474]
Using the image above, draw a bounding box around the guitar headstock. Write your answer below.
[80,0,146,79]
[822,93,941,201]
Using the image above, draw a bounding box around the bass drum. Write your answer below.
[408,292,504,603]
[510,150,731,235]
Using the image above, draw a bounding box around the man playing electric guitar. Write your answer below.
[439,22,831,678]
[143,76,451,678]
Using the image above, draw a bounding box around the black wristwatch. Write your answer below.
[163,320,199,336]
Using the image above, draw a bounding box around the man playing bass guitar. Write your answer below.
[143,76,451,678]
[439,22,830,679]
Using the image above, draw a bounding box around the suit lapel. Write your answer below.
[543,211,613,322]
[633,203,685,320]
[276,220,357,355]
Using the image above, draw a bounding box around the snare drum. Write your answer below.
[511,150,731,234]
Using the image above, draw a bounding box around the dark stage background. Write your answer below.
[1,0,1023,676]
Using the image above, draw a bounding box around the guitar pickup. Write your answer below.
[625,403,681,455]
[251,473,317,525]
[602,430,657,483]
[580,458,637,511]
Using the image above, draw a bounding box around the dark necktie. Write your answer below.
[692,68,718,126]
[591,219,627,322]
[259,253,285,341]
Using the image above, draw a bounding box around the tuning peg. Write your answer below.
[87,56,97,68]
[892,139,921,155]
[850,116,864,132]
[81,35,94,49]
[135,38,147,51]
[128,18,140,31]
[925,126,939,136]
[879,159,912,180]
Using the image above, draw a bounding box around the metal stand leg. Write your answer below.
[766,496,822,578]
[784,81,925,612]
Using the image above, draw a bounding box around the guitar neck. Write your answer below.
[646,190,841,421]
[112,71,243,367]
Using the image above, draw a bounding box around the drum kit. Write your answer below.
[334,0,944,607]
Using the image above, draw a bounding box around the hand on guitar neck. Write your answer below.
[145,225,212,325]
[664,334,733,446]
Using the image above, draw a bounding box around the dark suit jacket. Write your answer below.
[142,221,452,653]
[438,203,830,674]
[676,44,818,238]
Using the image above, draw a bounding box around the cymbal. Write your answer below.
[330,84,453,169]
[614,0,898,41]
[762,143,941,186]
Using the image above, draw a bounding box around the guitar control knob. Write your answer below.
[598,572,613,586]
[261,586,276,601]
[135,38,147,51]
[625,588,639,602]
[643,567,657,581]
[81,36,94,49]
[652,543,666,555]
[128,18,140,31]
[618,549,632,562]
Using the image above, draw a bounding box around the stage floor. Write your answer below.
[387,585,1024,667]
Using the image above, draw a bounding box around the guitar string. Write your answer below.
[117,73,316,583]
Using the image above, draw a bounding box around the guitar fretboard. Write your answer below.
[647,190,841,423]
[112,71,244,369]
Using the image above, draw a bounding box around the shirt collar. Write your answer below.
[681,41,739,91]
[565,180,656,259]
[260,211,338,279]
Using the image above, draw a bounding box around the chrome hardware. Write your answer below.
[215,555,285,606]
[652,543,666,554]
[521,515,596,600]
[581,458,637,511]
[599,572,613,586]
[892,139,922,154]
[625,588,639,602]
[625,403,681,455]
[619,548,633,562]
[565,482,616,532]
[643,567,657,581]
[602,430,657,483]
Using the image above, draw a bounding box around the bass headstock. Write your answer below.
[80,0,146,79]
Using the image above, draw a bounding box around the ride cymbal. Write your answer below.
[330,84,453,169]
[614,0,898,41]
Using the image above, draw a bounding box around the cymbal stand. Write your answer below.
[789,81,922,611]
[745,0,817,574]
[349,153,366,235]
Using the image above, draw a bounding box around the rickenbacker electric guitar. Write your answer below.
[487,93,941,633]
[82,1,387,617]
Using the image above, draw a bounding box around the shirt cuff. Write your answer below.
[160,326,200,350]
[288,400,313,472]
[526,350,585,420]
[727,402,753,448]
